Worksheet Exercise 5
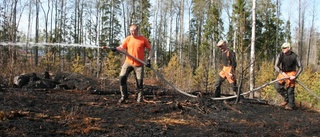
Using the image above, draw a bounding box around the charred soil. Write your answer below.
[1,79,320,137]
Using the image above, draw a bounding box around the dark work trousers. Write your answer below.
[119,62,144,101]
[214,75,237,97]
[275,82,295,107]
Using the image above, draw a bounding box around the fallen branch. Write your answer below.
[223,100,242,114]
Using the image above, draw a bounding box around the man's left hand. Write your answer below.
[228,73,235,80]
[109,47,117,52]
[146,59,151,68]
[289,76,296,80]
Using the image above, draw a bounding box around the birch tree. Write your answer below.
[306,0,316,66]
[249,0,256,98]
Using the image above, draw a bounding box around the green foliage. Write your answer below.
[163,53,193,91]
[71,55,85,74]
[295,67,320,109]
[255,0,285,60]
[180,60,194,91]
[284,20,292,43]
[138,0,151,39]
[164,53,180,85]
[39,51,56,71]
[102,51,121,78]
[192,42,217,92]
[203,1,223,42]
[192,62,217,93]
[100,0,122,46]
[193,63,206,91]
[145,59,158,78]
[257,61,320,109]
[257,61,278,100]
[231,0,251,68]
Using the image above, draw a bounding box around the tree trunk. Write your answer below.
[306,1,315,66]
[169,1,173,59]
[249,0,256,98]
[40,0,50,70]
[26,0,32,69]
[179,0,184,64]
[153,0,160,64]
[34,0,39,66]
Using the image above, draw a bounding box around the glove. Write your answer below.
[229,73,236,81]
[146,59,151,68]
[110,47,117,52]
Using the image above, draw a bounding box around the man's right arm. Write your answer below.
[295,56,303,78]
[117,36,130,50]
[274,54,282,73]
[275,54,289,78]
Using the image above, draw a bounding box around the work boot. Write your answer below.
[118,97,126,104]
[118,85,128,104]
[280,101,288,106]
[285,105,293,110]
[136,90,143,103]
[276,86,289,107]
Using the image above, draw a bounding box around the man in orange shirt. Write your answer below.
[115,24,153,104]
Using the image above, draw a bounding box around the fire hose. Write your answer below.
[114,48,197,98]
[296,80,320,100]
[108,47,320,101]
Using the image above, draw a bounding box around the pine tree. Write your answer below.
[203,1,223,68]
[255,0,285,60]
[103,51,121,78]
[100,0,122,46]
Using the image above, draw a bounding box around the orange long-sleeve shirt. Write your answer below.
[121,35,151,66]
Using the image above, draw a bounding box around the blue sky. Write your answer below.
[281,0,319,30]
[17,0,319,40]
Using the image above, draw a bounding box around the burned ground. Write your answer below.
[0,77,320,137]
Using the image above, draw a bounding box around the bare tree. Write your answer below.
[179,0,184,63]
[26,0,33,69]
[298,0,306,62]
[306,0,316,66]
[34,0,39,66]
[249,0,256,98]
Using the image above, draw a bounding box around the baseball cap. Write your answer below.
[217,40,225,47]
[281,43,291,49]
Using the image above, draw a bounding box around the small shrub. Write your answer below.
[295,66,320,109]
[257,61,280,102]
[71,55,85,74]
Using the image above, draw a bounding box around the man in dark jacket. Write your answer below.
[213,40,238,97]
[275,42,303,110]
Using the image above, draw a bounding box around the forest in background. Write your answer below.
[0,0,319,109]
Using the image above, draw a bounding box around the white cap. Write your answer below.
[281,43,291,49]
[217,40,225,47]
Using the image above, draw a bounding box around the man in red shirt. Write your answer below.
[115,24,153,104]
